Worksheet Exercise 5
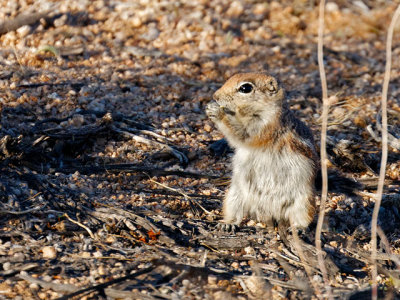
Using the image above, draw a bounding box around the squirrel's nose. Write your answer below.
[213,87,223,102]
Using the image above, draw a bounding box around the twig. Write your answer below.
[371,5,400,300]
[0,8,55,35]
[58,163,218,179]
[0,192,43,215]
[366,122,400,150]
[57,264,154,300]
[0,263,39,277]
[0,206,41,215]
[18,82,85,89]
[129,188,221,200]
[104,288,157,300]
[291,227,321,296]
[148,178,213,215]
[112,126,188,164]
[64,213,95,239]
[18,271,79,294]
[316,1,332,298]
[88,206,176,246]
[376,226,400,271]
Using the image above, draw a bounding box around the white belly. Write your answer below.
[231,147,314,226]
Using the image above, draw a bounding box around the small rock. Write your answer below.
[54,14,68,27]
[182,279,190,287]
[313,274,323,283]
[130,16,142,27]
[2,262,11,271]
[227,1,244,17]
[326,2,339,12]
[208,275,217,285]
[17,25,31,38]
[29,283,39,291]
[244,246,255,255]
[81,252,91,258]
[204,123,212,132]
[42,246,57,259]
[98,265,106,276]
[93,250,102,258]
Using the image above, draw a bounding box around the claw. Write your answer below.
[216,222,237,233]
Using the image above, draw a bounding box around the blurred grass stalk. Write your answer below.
[371,4,400,300]
[315,0,332,299]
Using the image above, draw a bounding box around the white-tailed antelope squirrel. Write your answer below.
[206,73,318,230]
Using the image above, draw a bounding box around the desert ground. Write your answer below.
[0,0,400,299]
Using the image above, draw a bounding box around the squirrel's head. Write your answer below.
[213,73,284,119]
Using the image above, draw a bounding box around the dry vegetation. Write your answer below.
[0,0,400,299]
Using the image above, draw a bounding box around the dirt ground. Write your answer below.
[0,0,400,299]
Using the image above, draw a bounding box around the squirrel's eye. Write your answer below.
[238,83,253,94]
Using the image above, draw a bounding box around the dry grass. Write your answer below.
[316,1,331,298]
[371,5,400,300]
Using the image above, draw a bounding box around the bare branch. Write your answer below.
[0,8,55,35]
[315,1,332,298]
[371,5,400,300]
[291,226,321,296]
[64,213,95,239]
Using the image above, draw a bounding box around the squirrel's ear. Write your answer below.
[265,78,279,94]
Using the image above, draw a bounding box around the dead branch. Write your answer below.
[104,288,158,300]
[63,213,95,239]
[376,226,400,271]
[18,271,79,294]
[0,263,39,277]
[58,163,218,179]
[112,125,188,164]
[88,206,176,246]
[148,178,213,215]
[0,8,54,35]
[291,226,320,295]
[316,0,332,298]
[57,264,154,300]
[366,113,400,150]
[371,5,400,300]
[18,82,85,89]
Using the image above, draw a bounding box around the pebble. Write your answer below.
[326,2,339,12]
[2,262,11,271]
[203,123,212,132]
[98,265,106,276]
[16,25,31,38]
[313,274,323,283]
[208,275,217,285]
[54,14,68,27]
[182,279,190,287]
[244,246,255,255]
[29,283,39,291]
[42,246,57,259]
[0,1,396,298]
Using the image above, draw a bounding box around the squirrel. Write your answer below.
[206,73,318,230]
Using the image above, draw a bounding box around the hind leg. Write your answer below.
[287,195,315,229]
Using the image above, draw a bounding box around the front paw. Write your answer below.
[206,101,223,120]
[216,222,237,233]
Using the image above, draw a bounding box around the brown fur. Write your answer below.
[207,73,317,228]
